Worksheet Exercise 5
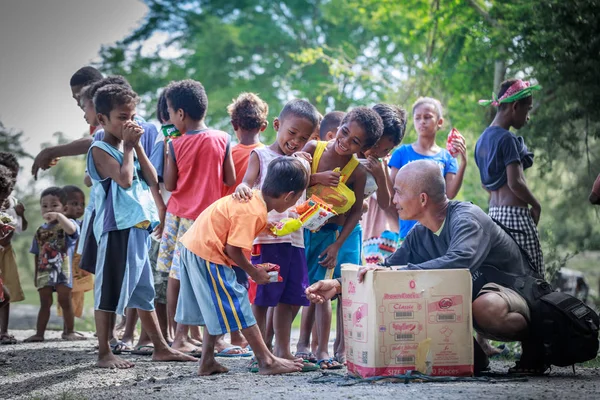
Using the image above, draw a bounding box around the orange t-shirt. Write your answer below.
[222,142,264,197]
[179,190,268,267]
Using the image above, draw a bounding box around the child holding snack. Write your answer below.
[24,187,81,342]
[296,107,383,369]
[176,157,308,375]
[389,97,467,240]
[233,99,320,364]
[0,154,27,345]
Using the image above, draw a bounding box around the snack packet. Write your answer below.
[161,124,182,141]
[247,263,283,303]
[270,195,337,236]
[0,212,16,238]
[446,128,464,157]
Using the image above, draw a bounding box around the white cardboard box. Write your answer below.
[341,264,474,377]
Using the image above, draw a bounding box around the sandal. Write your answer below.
[0,334,17,345]
[317,358,343,370]
[131,344,154,356]
[112,340,133,354]
[295,351,318,363]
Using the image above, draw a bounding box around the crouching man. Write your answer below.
[306,160,545,374]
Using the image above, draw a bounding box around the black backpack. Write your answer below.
[480,265,599,367]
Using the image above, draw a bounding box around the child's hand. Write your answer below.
[292,151,313,164]
[451,136,467,162]
[232,183,253,202]
[43,212,60,223]
[318,243,340,269]
[264,222,279,238]
[123,121,144,147]
[315,171,341,187]
[361,199,369,215]
[250,265,271,285]
[14,203,25,217]
[364,156,385,181]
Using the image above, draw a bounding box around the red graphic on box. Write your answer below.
[428,295,463,312]
[389,322,423,335]
[348,281,356,295]
[353,304,368,325]
[387,302,422,313]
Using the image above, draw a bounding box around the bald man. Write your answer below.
[306,160,546,374]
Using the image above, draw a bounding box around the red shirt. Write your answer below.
[222,142,264,197]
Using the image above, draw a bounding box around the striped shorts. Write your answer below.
[175,244,256,335]
[489,206,544,277]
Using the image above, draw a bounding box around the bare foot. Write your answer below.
[152,346,198,362]
[258,356,304,375]
[97,353,135,369]
[171,340,201,353]
[62,332,88,341]
[188,336,202,347]
[198,360,229,376]
[23,335,44,343]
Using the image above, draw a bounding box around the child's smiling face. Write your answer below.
[274,115,314,155]
[333,120,367,156]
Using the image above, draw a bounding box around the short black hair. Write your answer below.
[0,152,19,180]
[40,186,67,204]
[227,92,269,131]
[342,107,384,149]
[165,80,208,121]
[0,165,14,201]
[88,76,132,100]
[156,90,169,124]
[373,103,407,146]
[62,185,85,200]
[262,157,309,198]
[319,111,346,139]
[94,84,140,117]
[497,78,532,111]
[70,66,103,87]
[278,99,320,131]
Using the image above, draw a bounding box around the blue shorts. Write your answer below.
[251,243,309,307]
[175,245,256,335]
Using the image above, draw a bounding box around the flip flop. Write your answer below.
[317,358,343,370]
[186,347,202,357]
[295,351,318,363]
[248,359,259,373]
[215,345,253,357]
[300,360,319,372]
[0,334,17,345]
[131,344,154,356]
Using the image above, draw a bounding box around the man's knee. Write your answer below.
[473,293,509,330]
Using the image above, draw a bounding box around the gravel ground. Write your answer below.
[1,330,599,400]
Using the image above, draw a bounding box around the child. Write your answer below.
[175,157,308,375]
[158,79,240,356]
[389,97,467,240]
[296,107,383,369]
[475,79,543,276]
[57,186,92,323]
[318,111,346,141]
[24,187,81,342]
[0,165,15,312]
[233,99,320,362]
[0,154,27,345]
[87,83,194,368]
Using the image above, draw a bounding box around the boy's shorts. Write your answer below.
[95,228,155,316]
[175,245,256,335]
[149,238,168,304]
[305,224,362,284]
[251,243,309,307]
[157,212,193,280]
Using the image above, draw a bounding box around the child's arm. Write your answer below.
[43,213,77,235]
[233,152,260,201]
[507,162,541,224]
[164,141,178,192]
[319,167,367,268]
[224,244,270,285]
[134,141,158,187]
[223,145,236,187]
[34,255,39,283]
[15,202,28,232]
[445,137,467,199]
[300,140,342,187]
[364,156,392,209]
[32,136,94,180]
[151,185,166,237]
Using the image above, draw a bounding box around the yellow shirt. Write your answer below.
[180,190,268,267]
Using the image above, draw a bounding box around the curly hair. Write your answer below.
[94,84,140,117]
[227,92,269,131]
[373,103,407,146]
[156,90,170,124]
[165,80,208,121]
[341,107,384,149]
[0,165,14,201]
[0,152,19,180]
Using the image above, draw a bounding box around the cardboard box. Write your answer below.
[341,264,474,377]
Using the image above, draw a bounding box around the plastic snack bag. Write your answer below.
[247,263,283,303]
[270,195,337,236]
[446,128,464,157]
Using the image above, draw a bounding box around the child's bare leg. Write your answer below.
[315,300,332,362]
[24,287,53,342]
[171,323,198,353]
[137,309,196,362]
[229,330,249,349]
[333,296,345,362]
[189,325,202,346]
[296,303,315,355]
[243,324,303,375]
[0,303,9,335]
[198,328,228,375]
[95,310,134,369]
[121,308,139,346]
[265,307,275,350]
[109,313,117,342]
[154,301,170,343]
[115,314,126,335]
[214,334,247,354]
[166,277,179,341]
[273,303,301,359]
[311,324,318,354]
[252,304,269,341]
[56,284,84,340]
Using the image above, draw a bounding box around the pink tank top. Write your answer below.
[167,129,230,220]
